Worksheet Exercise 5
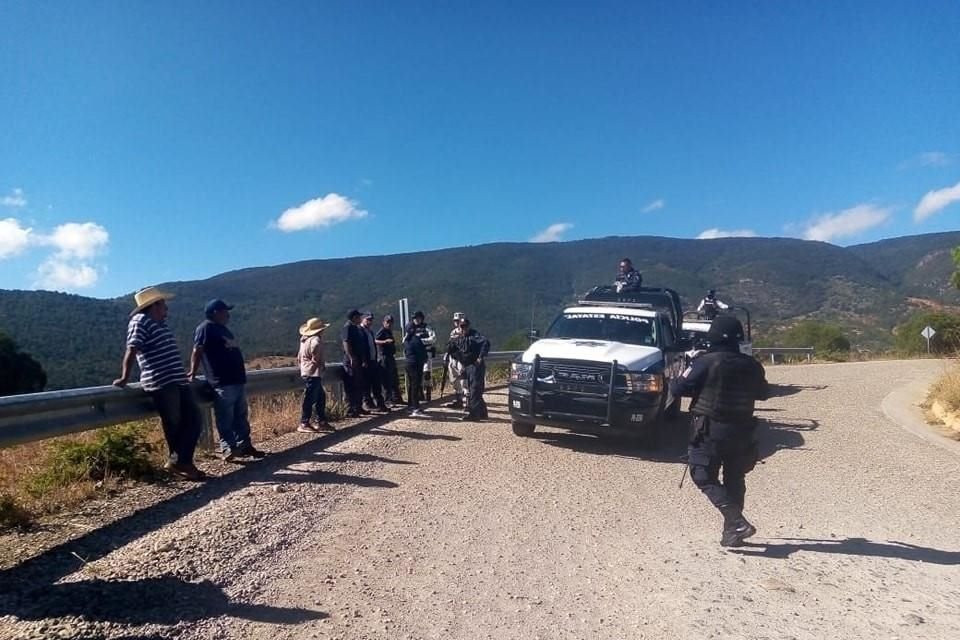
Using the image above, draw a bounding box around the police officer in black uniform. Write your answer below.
[669,316,769,547]
[614,258,643,292]
[445,316,490,421]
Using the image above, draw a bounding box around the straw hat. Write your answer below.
[299,317,331,336]
[131,286,175,316]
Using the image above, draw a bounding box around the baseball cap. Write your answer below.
[384,314,394,322]
[363,311,374,319]
[204,299,233,316]
[413,310,425,319]
[347,309,362,319]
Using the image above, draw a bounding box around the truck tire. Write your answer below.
[511,420,536,437]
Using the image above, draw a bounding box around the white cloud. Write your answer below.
[899,151,951,170]
[642,199,665,213]
[273,193,368,232]
[35,259,100,290]
[1,188,27,208]
[0,217,33,259]
[914,180,960,222]
[38,222,110,259]
[696,228,757,240]
[801,203,892,242]
[530,222,573,243]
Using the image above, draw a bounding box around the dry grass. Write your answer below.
[923,366,960,440]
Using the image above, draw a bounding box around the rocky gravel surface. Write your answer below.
[1,360,959,640]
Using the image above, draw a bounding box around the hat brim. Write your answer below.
[131,292,175,316]
[299,322,331,336]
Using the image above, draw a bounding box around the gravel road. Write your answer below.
[1,359,958,640]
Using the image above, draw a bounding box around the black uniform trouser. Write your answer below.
[687,417,758,512]
[363,361,386,408]
[405,362,423,411]
[342,364,366,414]
[380,356,402,403]
[462,361,487,417]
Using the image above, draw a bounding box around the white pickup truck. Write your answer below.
[507,287,688,445]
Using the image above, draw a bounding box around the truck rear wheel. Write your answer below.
[512,420,535,437]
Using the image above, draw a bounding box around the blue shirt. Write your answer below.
[193,320,247,386]
[126,314,188,392]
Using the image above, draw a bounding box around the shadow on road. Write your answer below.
[755,417,819,461]
[3,575,327,624]
[368,427,461,441]
[313,451,418,465]
[260,470,399,489]
[731,537,960,565]
[767,383,828,398]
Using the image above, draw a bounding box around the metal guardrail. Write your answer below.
[0,352,523,450]
[752,347,815,364]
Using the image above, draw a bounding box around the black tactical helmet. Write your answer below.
[708,289,716,296]
[707,315,744,345]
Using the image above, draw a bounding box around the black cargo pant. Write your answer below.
[363,360,386,409]
[149,383,202,466]
[462,361,488,418]
[405,361,423,411]
[687,416,758,511]
[342,363,366,416]
[380,355,403,403]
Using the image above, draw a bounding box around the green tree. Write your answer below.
[895,312,960,355]
[0,331,48,396]
[781,320,851,357]
[500,331,531,352]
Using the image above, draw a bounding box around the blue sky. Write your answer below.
[1,1,958,298]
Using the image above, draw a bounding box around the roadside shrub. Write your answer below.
[894,312,960,355]
[0,493,31,528]
[23,424,158,498]
[781,320,850,360]
[928,368,960,413]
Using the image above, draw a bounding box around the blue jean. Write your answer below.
[212,384,252,452]
[301,376,327,424]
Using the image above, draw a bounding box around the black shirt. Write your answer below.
[341,322,368,363]
[375,327,396,358]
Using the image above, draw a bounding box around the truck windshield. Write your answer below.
[546,312,657,347]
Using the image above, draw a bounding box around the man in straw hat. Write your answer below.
[113,286,205,481]
[188,299,266,461]
[297,317,334,432]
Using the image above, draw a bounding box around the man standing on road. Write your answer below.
[113,287,205,481]
[375,314,404,406]
[297,317,333,433]
[446,316,490,421]
[341,309,368,418]
[188,299,266,461]
[669,316,769,548]
[443,311,468,409]
[403,312,429,418]
[360,312,388,412]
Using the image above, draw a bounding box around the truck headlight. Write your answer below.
[624,372,662,393]
[509,362,533,382]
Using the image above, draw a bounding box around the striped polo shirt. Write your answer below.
[126,313,188,391]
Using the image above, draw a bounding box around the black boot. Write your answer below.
[720,505,756,547]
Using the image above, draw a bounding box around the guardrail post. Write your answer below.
[199,405,217,451]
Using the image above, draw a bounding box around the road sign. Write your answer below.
[398,298,410,329]
[921,325,936,353]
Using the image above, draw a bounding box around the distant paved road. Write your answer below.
[1,359,958,640]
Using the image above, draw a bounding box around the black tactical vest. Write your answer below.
[690,351,765,423]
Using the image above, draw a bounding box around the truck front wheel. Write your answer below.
[511,420,536,437]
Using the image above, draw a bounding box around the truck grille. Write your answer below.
[537,359,612,388]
